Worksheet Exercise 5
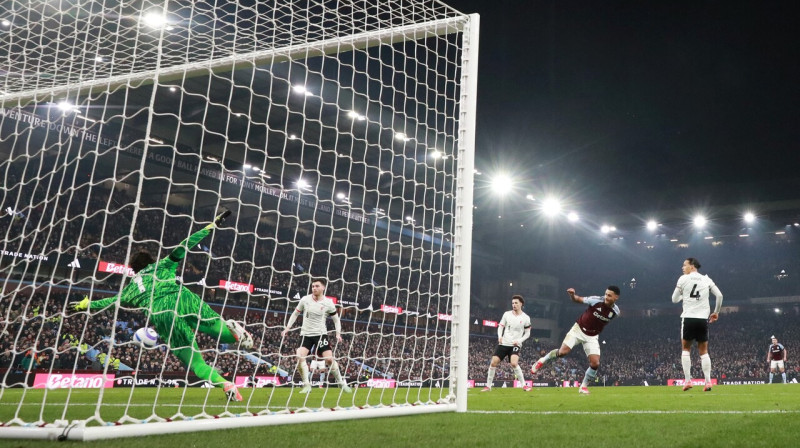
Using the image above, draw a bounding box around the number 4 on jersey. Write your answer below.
[689,284,701,299]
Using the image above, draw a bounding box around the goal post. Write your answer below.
[0,0,478,440]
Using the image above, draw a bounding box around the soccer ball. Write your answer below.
[133,327,159,348]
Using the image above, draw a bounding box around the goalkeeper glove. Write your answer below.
[69,296,90,312]
[204,207,231,230]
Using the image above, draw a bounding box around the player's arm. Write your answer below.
[708,283,723,323]
[282,307,301,338]
[784,348,788,362]
[497,314,506,344]
[329,309,342,343]
[671,279,684,303]
[516,325,531,346]
[69,294,119,312]
[566,288,584,304]
[166,208,230,263]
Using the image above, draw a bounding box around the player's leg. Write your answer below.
[697,334,712,391]
[779,363,787,383]
[164,318,242,401]
[509,353,530,391]
[483,354,502,391]
[579,339,601,394]
[769,364,775,383]
[680,318,695,390]
[296,338,313,392]
[181,291,252,349]
[532,325,578,374]
[321,346,351,393]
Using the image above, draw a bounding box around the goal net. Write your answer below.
[0,0,477,440]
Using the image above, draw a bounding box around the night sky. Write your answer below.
[447,1,800,221]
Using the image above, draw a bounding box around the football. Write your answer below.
[133,327,159,348]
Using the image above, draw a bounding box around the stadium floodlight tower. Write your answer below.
[0,0,478,440]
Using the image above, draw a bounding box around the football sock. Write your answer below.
[513,365,525,385]
[681,351,692,381]
[298,359,310,385]
[581,367,597,388]
[782,372,787,383]
[486,366,496,385]
[173,347,227,386]
[769,373,774,383]
[700,353,711,383]
[329,360,344,385]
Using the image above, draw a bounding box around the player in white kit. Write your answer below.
[672,258,723,392]
[282,278,352,394]
[481,295,532,392]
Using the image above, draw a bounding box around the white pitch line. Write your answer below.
[468,409,800,415]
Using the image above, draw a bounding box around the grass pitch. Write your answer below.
[2,384,800,447]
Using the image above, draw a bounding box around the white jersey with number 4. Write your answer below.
[498,311,531,346]
[296,295,337,336]
[673,272,722,319]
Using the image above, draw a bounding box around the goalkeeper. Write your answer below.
[70,208,253,401]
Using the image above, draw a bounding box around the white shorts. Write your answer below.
[309,360,327,371]
[562,323,601,357]
[770,360,785,370]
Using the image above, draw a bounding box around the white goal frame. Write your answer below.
[0,5,478,440]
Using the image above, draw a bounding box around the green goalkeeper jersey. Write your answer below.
[89,228,211,313]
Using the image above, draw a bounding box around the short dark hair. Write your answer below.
[607,285,621,296]
[686,257,701,269]
[130,251,156,273]
[511,294,524,305]
[311,277,327,286]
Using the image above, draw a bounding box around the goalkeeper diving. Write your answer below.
[70,208,254,401]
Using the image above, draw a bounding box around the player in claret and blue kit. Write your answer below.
[70,208,253,401]
[530,286,621,394]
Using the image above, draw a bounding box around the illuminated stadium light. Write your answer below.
[95,56,105,62]
[541,198,561,217]
[394,132,410,141]
[490,174,513,195]
[336,192,347,200]
[291,85,312,96]
[169,86,177,92]
[252,167,261,172]
[346,111,365,121]
[243,163,252,169]
[296,179,311,190]
[567,212,579,222]
[430,150,442,159]
[693,215,707,228]
[739,234,749,237]
[601,225,612,234]
[142,11,169,29]
[670,239,678,242]
[743,212,755,223]
[56,101,75,112]
[774,308,781,314]
[525,194,535,201]
[405,216,415,223]
[646,220,658,231]
[704,236,714,240]
[775,231,786,235]
[1,19,10,26]
[288,134,298,140]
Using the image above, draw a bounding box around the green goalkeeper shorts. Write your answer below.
[149,290,221,350]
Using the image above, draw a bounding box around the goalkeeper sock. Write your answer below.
[486,366,496,385]
[681,351,692,381]
[513,365,525,385]
[329,360,345,386]
[174,347,227,386]
[700,353,711,383]
[581,366,598,388]
[769,373,774,384]
[298,359,310,386]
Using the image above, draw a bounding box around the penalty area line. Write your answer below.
[468,409,800,415]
